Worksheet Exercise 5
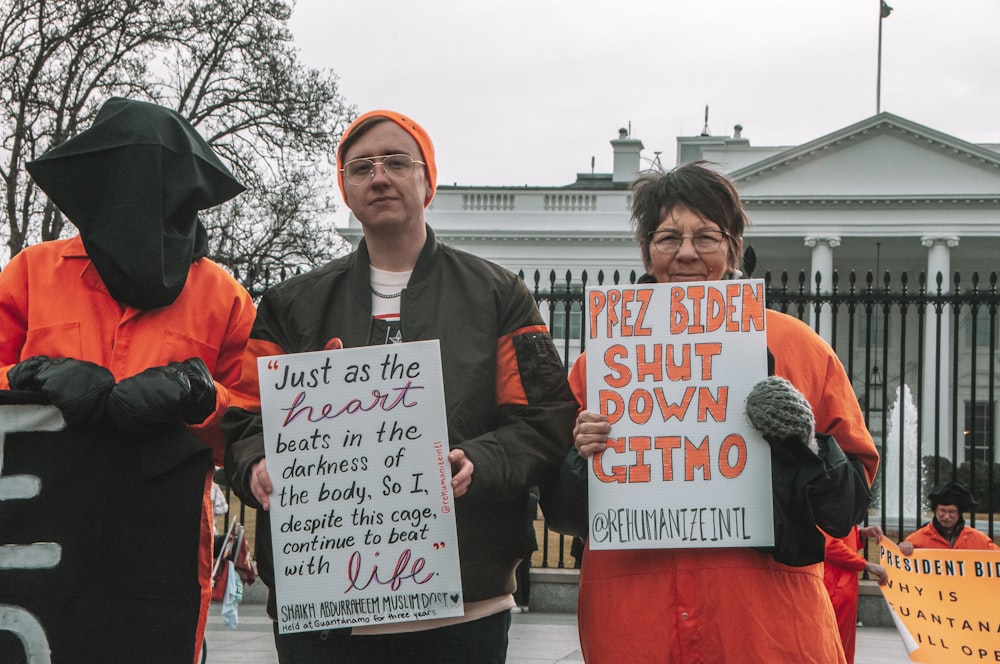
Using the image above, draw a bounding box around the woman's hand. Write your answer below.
[574,409,611,459]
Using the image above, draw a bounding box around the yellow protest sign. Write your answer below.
[880,538,1000,662]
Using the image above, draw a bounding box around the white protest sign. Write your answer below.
[585,280,773,550]
[258,340,463,634]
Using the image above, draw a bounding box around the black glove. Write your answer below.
[7,355,115,428]
[106,357,217,433]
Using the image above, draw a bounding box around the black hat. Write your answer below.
[928,482,978,512]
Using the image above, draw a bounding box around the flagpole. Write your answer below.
[877,1,893,113]
[877,4,884,113]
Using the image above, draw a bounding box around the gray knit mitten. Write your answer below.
[745,376,819,453]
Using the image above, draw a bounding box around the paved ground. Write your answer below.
[204,602,913,663]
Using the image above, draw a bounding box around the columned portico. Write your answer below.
[804,235,841,342]
[920,234,959,455]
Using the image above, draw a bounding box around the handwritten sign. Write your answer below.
[584,280,773,550]
[258,341,463,634]
[880,539,1000,663]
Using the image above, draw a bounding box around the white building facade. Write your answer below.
[341,113,1000,479]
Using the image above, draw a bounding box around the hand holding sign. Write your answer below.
[447,448,473,497]
[573,410,610,459]
[257,341,463,633]
[584,280,774,551]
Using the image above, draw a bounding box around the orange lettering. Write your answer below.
[602,344,631,388]
[665,344,691,381]
[684,436,711,481]
[635,344,663,382]
[654,435,681,480]
[593,437,626,483]
[718,434,747,478]
[742,282,765,331]
[687,285,706,333]
[652,386,695,421]
[628,389,653,425]
[606,289,621,338]
[693,342,722,380]
[628,436,652,483]
[620,289,635,336]
[670,286,688,334]
[633,288,653,336]
[706,286,727,332]
[696,386,727,422]
[598,390,625,425]
[588,291,606,339]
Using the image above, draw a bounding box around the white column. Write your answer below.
[804,235,841,343]
[920,235,959,457]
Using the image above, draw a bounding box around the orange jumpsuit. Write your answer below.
[823,526,867,663]
[0,235,255,654]
[570,310,879,663]
[904,522,1000,551]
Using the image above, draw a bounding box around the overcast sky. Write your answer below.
[288,0,1000,191]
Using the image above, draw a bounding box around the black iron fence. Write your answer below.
[526,267,1000,568]
[224,265,1000,570]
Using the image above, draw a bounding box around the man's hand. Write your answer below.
[859,525,885,541]
[250,458,274,510]
[866,562,889,585]
[574,410,610,459]
[899,541,915,556]
[448,449,474,497]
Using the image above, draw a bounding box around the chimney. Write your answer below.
[611,127,644,184]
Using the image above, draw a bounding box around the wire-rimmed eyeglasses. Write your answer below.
[341,154,425,185]
[647,228,730,254]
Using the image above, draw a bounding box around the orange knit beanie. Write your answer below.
[336,109,436,206]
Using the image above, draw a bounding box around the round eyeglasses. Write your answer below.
[341,154,425,185]
[647,228,730,254]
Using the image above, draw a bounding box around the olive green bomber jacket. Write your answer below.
[222,226,578,616]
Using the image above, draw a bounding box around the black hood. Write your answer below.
[26,97,244,309]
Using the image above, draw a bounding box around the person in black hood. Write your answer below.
[25,96,245,310]
[0,97,256,664]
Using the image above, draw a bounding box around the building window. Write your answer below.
[964,400,994,463]
[963,307,995,349]
[858,308,889,350]
[550,301,582,341]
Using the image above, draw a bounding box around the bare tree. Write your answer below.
[0,0,352,292]
[0,0,170,253]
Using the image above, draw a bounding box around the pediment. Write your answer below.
[729,112,1000,199]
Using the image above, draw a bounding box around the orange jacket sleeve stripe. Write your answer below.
[495,324,550,406]
[228,338,285,413]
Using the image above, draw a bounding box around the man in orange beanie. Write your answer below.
[223,110,577,663]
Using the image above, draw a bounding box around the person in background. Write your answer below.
[223,109,577,663]
[211,478,229,553]
[899,481,999,553]
[512,488,539,613]
[570,162,880,663]
[0,97,255,664]
[823,524,888,663]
